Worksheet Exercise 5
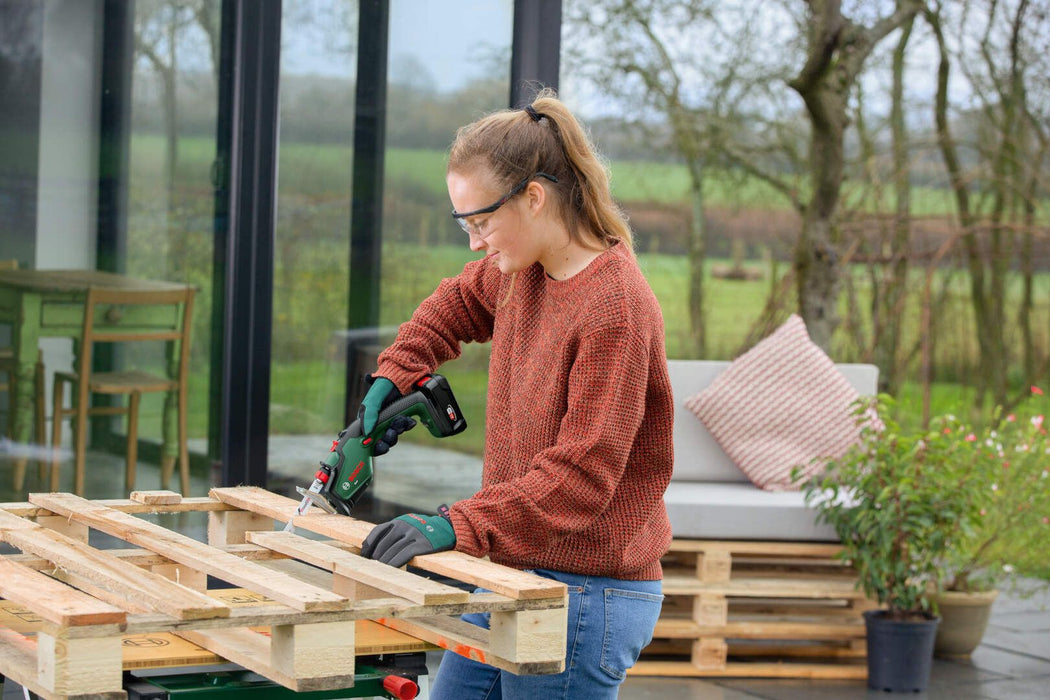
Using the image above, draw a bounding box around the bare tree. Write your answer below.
[565,0,789,356]
[925,0,1050,407]
[788,0,923,350]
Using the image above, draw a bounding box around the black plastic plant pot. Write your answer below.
[864,609,940,692]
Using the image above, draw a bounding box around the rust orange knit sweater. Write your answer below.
[376,241,674,580]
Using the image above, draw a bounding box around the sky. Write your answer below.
[280,0,514,94]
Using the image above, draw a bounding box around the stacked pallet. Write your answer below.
[633,539,877,680]
[0,487,568,700]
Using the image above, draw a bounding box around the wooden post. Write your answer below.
[208,509,274,545]
[692,637,728,670]
[151,562,208,592]
[36,631,122,695]
[489,607,567,667]
[35,515,89,542]
[271,620,356,680]
[694,594,728,627]
[697,549,732,582]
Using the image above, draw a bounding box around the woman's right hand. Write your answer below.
[358,376,415,456]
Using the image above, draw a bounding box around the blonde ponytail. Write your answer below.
[447,88,633,252]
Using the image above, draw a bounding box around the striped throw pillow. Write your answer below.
[683,315,864,491]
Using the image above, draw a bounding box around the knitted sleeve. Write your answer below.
[450,322,655,560]
[376,257,503,392]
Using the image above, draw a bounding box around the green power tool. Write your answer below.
[285,374,467,529]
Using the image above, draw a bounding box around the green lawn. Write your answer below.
[123,133,1050,449]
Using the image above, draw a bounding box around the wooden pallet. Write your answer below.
[631,539,876,680]
[0,487,568,699]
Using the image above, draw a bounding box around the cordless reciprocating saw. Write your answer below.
[284,374,467,530]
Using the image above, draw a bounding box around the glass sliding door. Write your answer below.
[267,0,514,510]
[0,0,220,501]
[269,0,358,489]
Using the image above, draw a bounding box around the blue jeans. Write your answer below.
[430,570,663,700]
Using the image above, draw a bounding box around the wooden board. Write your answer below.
[211,486,567,601]
[28,493,347,613]
[248,530,471,606]
[0,559,125,627]
[0,509,229,622]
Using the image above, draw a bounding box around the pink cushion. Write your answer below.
[683,315,865,491]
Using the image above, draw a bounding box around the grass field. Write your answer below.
[122,134,1050,448]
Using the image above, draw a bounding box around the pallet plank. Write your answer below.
[375,614,565,676]
[213,486,568,602]
[630,659,867,680]
[248,530,470,605]
[663,573,864,598]
[28,493,347,613]
[1,497,234,518]
[0,510,228,621]
[0,559,126,627]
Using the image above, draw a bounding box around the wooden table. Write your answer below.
[0,269,192,491]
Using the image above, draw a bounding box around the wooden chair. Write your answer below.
[0,259,47,454]
[51,286,195,496]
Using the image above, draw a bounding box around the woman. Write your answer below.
[360,89,674,699]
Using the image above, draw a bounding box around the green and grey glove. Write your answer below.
[360,505,456,568]
[357,375,415,455]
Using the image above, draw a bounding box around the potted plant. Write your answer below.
[794,395,984,692]
[931,387,1050,656]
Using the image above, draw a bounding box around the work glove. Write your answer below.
[360,505,456,568]
[358,375,416,456]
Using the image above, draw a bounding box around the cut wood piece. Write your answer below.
[178,627,358,693]
[0,559,126,627]
[376,614,565,676]
[248,530,470,605]
[0,510,228,621]
[214,486,568,602]
[28,493,348,613]
[131,490,182,505]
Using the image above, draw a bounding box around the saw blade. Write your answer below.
[294,485,338,513]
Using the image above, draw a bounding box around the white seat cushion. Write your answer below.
[663,481,839,541]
